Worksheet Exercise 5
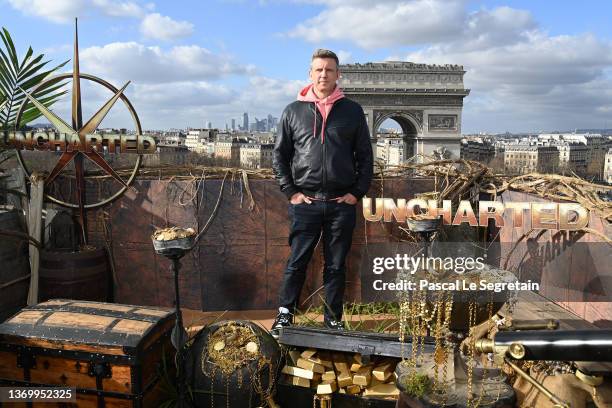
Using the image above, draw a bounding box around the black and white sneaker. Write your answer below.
[270,312,293,339]
[324,317,345,331]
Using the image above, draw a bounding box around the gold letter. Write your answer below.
[48,132,66,152]
[559,203,588,230]
[452,200,478,226]
[102,134,118,153]
[120,134,138,153]
[33,132,48,151]
[532,202,558,229]
[362,197,383,222]
[383,198,406,222]
[428,200,452,225]
[406,199,429,218]
[137,134,157,154]
[478,200,505,227]
[85,134,102,152]
[505,202,531,228]
[66,133,82,152]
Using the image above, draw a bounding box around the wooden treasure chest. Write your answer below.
[0,299,175,407]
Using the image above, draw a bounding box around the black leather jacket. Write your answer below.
[273,98,373,200]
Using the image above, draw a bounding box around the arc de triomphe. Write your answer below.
[338,62,470,162]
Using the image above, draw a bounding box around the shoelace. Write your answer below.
[276,314,292,325]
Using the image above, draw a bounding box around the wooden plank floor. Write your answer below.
[499,291,598,330]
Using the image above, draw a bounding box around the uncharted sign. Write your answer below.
[1,131,156,154]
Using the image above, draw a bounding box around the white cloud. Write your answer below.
[80,42,252,83]
[132,76,306,129]
[337,50,352,64]
[133,82,236,107]
[7,0,146,22]
[402,30,612,131]
[140,13,194,40]
[406,32,612,91]
[460,6,536,51]
[287,1,538,50]
[7,0,86,24]
[237,76,307,112]
[6,0,193,44]
[73,40,292,129]
[92,0,145,18]
[288,0,467,48]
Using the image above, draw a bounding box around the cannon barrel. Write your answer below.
[491,329,612,362]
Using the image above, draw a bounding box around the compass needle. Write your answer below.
[72,17,83,131]
[80,81,130,136]
[20,87,74,135]
[45,151,76,186]
[86,149,130,189]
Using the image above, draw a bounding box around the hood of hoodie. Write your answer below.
[297,83,344,143]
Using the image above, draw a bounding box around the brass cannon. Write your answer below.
[476,326,612,408]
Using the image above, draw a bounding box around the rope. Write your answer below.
[190,170,230,249]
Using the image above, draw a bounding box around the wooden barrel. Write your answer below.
[39,247,112,302]
[0,209,30,322]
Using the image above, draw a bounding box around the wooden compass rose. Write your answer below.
[14,19,145,244]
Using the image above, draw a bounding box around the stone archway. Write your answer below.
[339,61,470,162]
[374,111,419,160]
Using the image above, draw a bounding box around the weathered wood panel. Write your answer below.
[92,177,611,326]
[498,190,612,326]
[99,178,436,311]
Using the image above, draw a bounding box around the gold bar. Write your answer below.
[345,384,361,395]
[337,371,353,388]
[289,350,301,365]
[364,383,399,397]
[291,376,311,388]
[372,362,394,382]
[297,358,325,374]
[333,355,350,373]
[353,366,372,386]
[301,349,317,359]
[316,380,337,395]
[282,365,321,380]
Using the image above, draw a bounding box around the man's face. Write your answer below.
[309,57,339,96]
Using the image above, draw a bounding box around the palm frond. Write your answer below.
[0,27,68,130]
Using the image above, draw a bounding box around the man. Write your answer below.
[271,49,373,337]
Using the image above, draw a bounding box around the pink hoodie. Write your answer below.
[297,83,344,144]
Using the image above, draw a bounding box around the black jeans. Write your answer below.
[279,200,356,321]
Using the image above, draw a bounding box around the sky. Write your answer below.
[1,0,612,133]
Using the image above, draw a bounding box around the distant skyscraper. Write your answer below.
[243,112,249,131]
[207,121,212,129]
[231,118,236,131]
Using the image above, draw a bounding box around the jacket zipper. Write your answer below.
[320,104,327,193]
[313,101,339,195]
